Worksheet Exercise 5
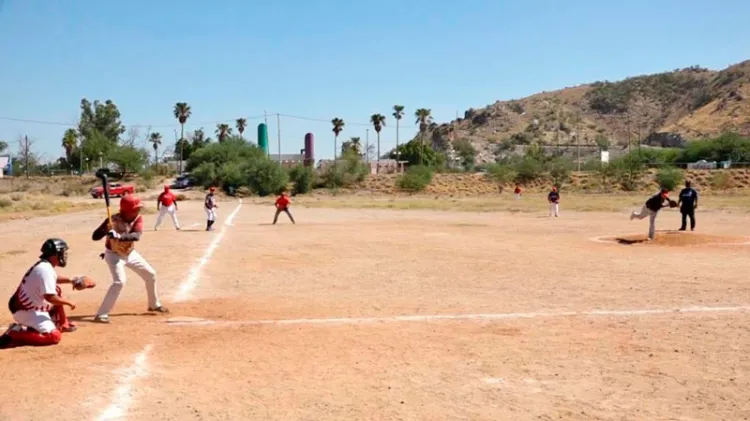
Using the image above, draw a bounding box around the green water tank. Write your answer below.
[257,123,269,155]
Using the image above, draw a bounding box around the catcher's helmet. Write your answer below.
[40,238,69,267]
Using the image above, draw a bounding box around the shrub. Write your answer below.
[709,171,731,190]
[217,161,247,192]
[396,165,434,192]
[321,150,369,188]
[484,163,517,187]
[513,157,544,183]
[548,158,573,189]
[10,193,24,202]
[191,162,219,188]
[0,197,12,208]
[247,160,288,196]
[655,166,684,191]
[288,164,314,195]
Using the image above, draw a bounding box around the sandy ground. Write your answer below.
[1,198,749,421]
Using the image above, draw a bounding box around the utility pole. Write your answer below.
[276,113,281,163]
[78,134,83,176]
[23,135,29,179]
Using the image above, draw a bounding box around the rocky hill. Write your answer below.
[427,59,750,164]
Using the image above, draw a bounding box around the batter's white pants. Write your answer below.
[96,250,161,317]
[154,205,180,230]
[12,310,55,333]
[631,205,658,239]
[205,207,216,221]
[549,202,559,217]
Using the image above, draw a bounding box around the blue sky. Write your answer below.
[1,0,749,161]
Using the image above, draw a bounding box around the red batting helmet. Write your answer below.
[209,187,216,192]
[120,194,143,214]
[164,185,170,191]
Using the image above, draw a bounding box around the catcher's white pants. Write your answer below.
[631,205,658,239]
[205,207,216,221]
[549,202,559,217]
[96,250,161,317]
[12,310,55,333]
[154,205,180,229]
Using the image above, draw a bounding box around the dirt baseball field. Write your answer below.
[1,197,749,421]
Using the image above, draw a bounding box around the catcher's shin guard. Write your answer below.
[7,328,62,347]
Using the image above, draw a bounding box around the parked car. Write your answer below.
[174,174,192,189]
[90,183,135,199]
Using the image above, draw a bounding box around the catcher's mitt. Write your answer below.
[668,199,678,208]
[73,276,96,290]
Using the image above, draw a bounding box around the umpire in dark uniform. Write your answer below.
[677,180,698,231]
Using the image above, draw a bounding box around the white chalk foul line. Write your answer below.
[173,199,243,302]
[96,344,153,421]
[165,304,750,327]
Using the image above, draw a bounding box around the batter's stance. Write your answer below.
[205,187,218,231]
[154,185,180,231]
[1,239,87,348]
[92,194,168,323]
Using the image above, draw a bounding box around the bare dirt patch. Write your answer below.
[598,231,750,246]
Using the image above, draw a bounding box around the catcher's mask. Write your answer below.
[40,238,69,268]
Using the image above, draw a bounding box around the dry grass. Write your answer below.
[0,194,101,221]
[294,192,750,213]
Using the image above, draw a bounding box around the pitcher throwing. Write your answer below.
[92,194,168,324]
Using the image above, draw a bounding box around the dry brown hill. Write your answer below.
[427,59,750,164]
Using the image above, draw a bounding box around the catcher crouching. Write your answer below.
[92,194,168,324]
[0,239,96,349]
[630,187,678,240]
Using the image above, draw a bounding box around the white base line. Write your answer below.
[172,199,243,302]
[96,343,153,421]
[165,305,750,327]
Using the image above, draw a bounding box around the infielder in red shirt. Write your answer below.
[1,239,91,348]
[91,194,168,324]
[272,191,296,225]
[154,185,180,231]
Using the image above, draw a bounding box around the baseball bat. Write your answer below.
[95,168,113,228]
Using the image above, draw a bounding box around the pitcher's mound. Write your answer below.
[600,231,749,247]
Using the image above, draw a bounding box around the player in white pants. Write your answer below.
[154,185,180,230]
[630,188,673,240]
[547,186,560,217]
[204,186,218,231]
[92,194,168,323]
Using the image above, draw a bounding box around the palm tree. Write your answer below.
[350,136,362,156]
[149,132,163,164]
[414,108,433,165]
[216,123,232,142]
[392,105,405,161]
[370,114,386,173]
[236,118,247,140]
[173,102,192,172]
[61,129,78,163]
[331,118,345,160]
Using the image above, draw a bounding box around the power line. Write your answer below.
[0,112,423,131]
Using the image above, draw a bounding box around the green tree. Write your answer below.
[236,118,247,140]
[0,140,8,153]
[190,128,210,150]
[109,145,149,173]
[390,140,444,167]
[61,129,78,162]
[173,102,192,171]
[370,114,386,172]
[656,166,684,191]
[149,132,163,163]
[547,158,573,189]
[174,138,193,161]
[414,108,433,164]
[484,163,517,192]
[392,105,405,157]
[396,165,434,192]
[215,123,232,142]
[288,164,314,195]
[77,98,126,144]
[595,134,610,151]
[331,117,345,160]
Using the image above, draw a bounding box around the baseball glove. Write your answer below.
[668,199,678,208]
[73,276,96,290]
